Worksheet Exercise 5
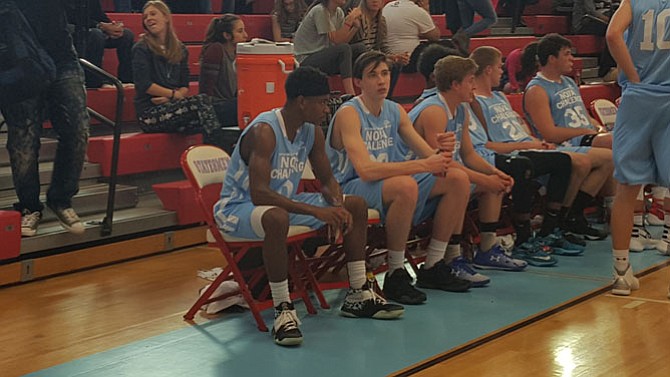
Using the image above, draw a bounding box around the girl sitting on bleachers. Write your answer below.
[271,0,308,42]
[199,14,249,127]
[131,0,220,135]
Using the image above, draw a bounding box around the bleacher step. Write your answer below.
[581,67,600,79]
[489,27,535,36]
[19,202,178,255]
[0,138,59,168]
[0,183,139,221]
[0,162,101,191]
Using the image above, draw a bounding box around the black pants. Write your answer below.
[495,151,572,213]
[576,19,616,77]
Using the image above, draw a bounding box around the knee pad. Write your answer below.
[505,155,534,180]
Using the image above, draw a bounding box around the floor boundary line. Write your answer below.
[391,259,670,376]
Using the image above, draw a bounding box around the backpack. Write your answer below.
[0,1,56,106]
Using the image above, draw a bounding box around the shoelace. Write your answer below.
[276,309,301,330]
[366,286,388,305]
[60,208,80,224]
[22,212,40,227]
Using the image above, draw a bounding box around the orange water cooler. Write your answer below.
[237,40,296,128]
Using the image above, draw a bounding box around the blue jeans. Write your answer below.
[1,63,89,212]
[457,0,497,36]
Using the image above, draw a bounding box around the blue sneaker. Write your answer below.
[473,245,527,272]
[449,257,491,287]
[513,238,558,267]
[538,229,585,256]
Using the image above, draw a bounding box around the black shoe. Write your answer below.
[564,216,608,241]
[416,260,471,292]
[560,229,587,247]
[271,302,303,346]
[341,281,404,319]
[452,29,471,55]
[382,268,427,305]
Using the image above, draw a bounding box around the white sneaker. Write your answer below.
[612,265,640,296]
[629,226,658,252]
[50,207,85,235]
[656,238,670,255]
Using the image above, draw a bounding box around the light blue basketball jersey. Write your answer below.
[215,109,315,218]
[524,74,596,146]
[466,104,496,165]
[477,91,533,143]
[419,87,438,100]
[403,93,466,163]
[326,97,402,185]
[620,0,670,89]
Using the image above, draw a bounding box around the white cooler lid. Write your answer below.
[237,39,294,55]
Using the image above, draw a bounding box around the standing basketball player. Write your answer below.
[606,0,670,297]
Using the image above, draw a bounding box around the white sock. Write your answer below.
[270,280,290,308]
[387,249,406,273]
[424,238,448,269]
[445,244,461,264]
[604,196,615,211]
[633,212,644,227]
[613,249,629,273]
[347,260,367,289]
[480,232,497,253]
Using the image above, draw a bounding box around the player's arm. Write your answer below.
[524,85,595,144]
[334,106,447,181]
[401,104,448,157]
[245,124,325,216]
[606,0,639,83]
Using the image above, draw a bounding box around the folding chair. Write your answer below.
[180,145,329,332]
[590,98,618,131]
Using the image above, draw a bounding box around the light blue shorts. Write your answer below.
[556,145,591,154]
[217,193,327,240]
[342,172,439,225]
[613,85,670,186]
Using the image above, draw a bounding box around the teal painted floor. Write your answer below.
[26,229,670,377]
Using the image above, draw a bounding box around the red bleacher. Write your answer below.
[87,132,202,176]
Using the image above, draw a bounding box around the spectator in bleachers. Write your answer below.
[199,14,248,127]
[500,41,538,93]
[572,0,617,79]
[346,0,409,62]
[523,33,613,240]
[327,51,476,304]
[383,0,440,70]
[456,0,497,38]
[384,0,465,96]
[132,1,220,135]
[293,0,366,95]
[2,0,89,237]
[68,0,135,88]
[271,0,307,42]
[214,66,404,346]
